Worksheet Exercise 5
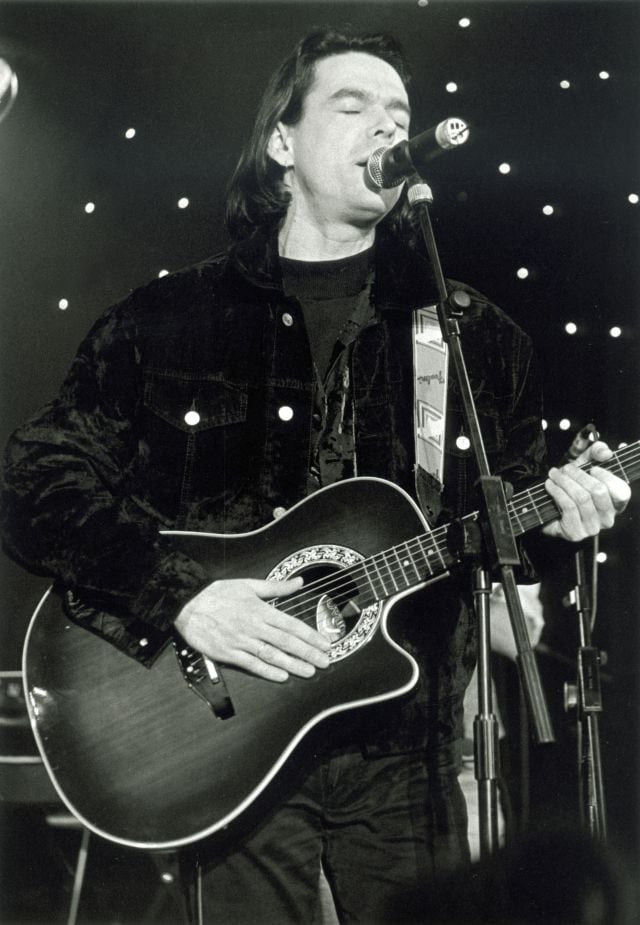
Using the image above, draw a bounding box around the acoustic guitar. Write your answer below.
[22,443,638,851]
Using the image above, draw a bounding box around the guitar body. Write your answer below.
[23,478,437,851]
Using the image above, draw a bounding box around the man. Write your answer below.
[1,29,630,924]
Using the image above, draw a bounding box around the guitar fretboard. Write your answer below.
[298,440,639,612]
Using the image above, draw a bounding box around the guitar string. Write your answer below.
[181,444,639,664]
[267,445,638,628]
[273,444,640,625]
[272,528,453,626]
[276,443,639,618]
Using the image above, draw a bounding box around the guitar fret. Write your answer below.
[368,555,389,599]
[613,456,630,483]
[527,488,545,524]
[416,534,442,574]
[510,501,525,533]
[510,487,546,536]
[399,542,423,583]
[362,566,379,601]
[431,533,448,570]
[383,550,400,592]
[392,546,411,590]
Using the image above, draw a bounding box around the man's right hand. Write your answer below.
[174,577,332,682]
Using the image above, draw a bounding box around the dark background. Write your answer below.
[0,0,638,920]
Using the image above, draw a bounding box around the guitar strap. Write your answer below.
[412,304,449,526]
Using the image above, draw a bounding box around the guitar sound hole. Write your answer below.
[295,563,362,643]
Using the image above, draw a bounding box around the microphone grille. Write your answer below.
[365,146,407,190]
[436,117,470,149]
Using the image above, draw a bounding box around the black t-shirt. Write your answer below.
[280,247,373,380]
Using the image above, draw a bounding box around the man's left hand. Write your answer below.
[542,440,631,542]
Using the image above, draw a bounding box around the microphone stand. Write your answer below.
[406,178,555,857]
[564,545,607,841]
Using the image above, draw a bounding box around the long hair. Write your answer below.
[225,28,413,243]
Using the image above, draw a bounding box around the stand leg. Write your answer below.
[473,569,501,857]
[179,854,204,925]
[67,827,90,925]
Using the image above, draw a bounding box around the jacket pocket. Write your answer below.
[143,370,248,432]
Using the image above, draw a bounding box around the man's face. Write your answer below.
[271,51,411,231]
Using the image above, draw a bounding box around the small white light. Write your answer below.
[459,18,471,28]
[178,197,190,209]
[84,202,95,214]
[609,326,622,338]
[596,551,608,564]
[278,406,294,422]
[564,322,577,335]
[58,298,69,311]
[598,71,610,81]
[158,269,169,278]
[560,80,571,90]
[542,204,554,216]
[542,419,548,431]
[160,872,174,884]
[516,267,529,280]
[618,442,628,449]
[184,410,201,426]
[456,435,470,451]
[498,163,511,175]
[559,418,571,431]
[417,0,429,7]
[628,194,639,205]
[445,82,458,94]
[125,127,136,139]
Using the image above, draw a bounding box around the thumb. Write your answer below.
[245,576,304,599]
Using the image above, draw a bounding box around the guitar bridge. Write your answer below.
[172,639,234,720]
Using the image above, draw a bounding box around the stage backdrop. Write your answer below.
[0,0,638,859]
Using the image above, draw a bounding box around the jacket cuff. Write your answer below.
[518,526,574,581]
[130,549,212,632]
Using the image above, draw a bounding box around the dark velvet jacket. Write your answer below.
[1,230,552,754]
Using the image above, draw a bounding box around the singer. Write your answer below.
[1,28,630,924]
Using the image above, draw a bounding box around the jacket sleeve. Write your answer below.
[1,296,211,665]
[498,320,574,580]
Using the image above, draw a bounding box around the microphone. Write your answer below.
[365,117,469,190]
[566,423,599,460]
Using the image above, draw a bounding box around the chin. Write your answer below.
[346,189,399,226]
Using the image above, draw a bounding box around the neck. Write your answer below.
[278,204,376,261]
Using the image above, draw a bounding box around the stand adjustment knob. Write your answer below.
[449,290,471,312]
[564,682,578,712]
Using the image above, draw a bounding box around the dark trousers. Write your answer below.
[193,744,469,925]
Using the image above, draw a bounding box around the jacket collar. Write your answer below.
[227,228,440,311]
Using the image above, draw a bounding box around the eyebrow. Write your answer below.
[328,88,411,120]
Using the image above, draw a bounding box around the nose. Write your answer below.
[369,106,397,142]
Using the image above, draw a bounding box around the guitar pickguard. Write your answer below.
[267,544,382,663]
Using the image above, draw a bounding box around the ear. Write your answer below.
[267,121,294,168]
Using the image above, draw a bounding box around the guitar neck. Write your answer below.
[354,440,638,605]
[506,440,637,536]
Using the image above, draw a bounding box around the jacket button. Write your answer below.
[184,410,201,426]
[282,312,294,327]
[278,405,294,421]
[272,506,287,519]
